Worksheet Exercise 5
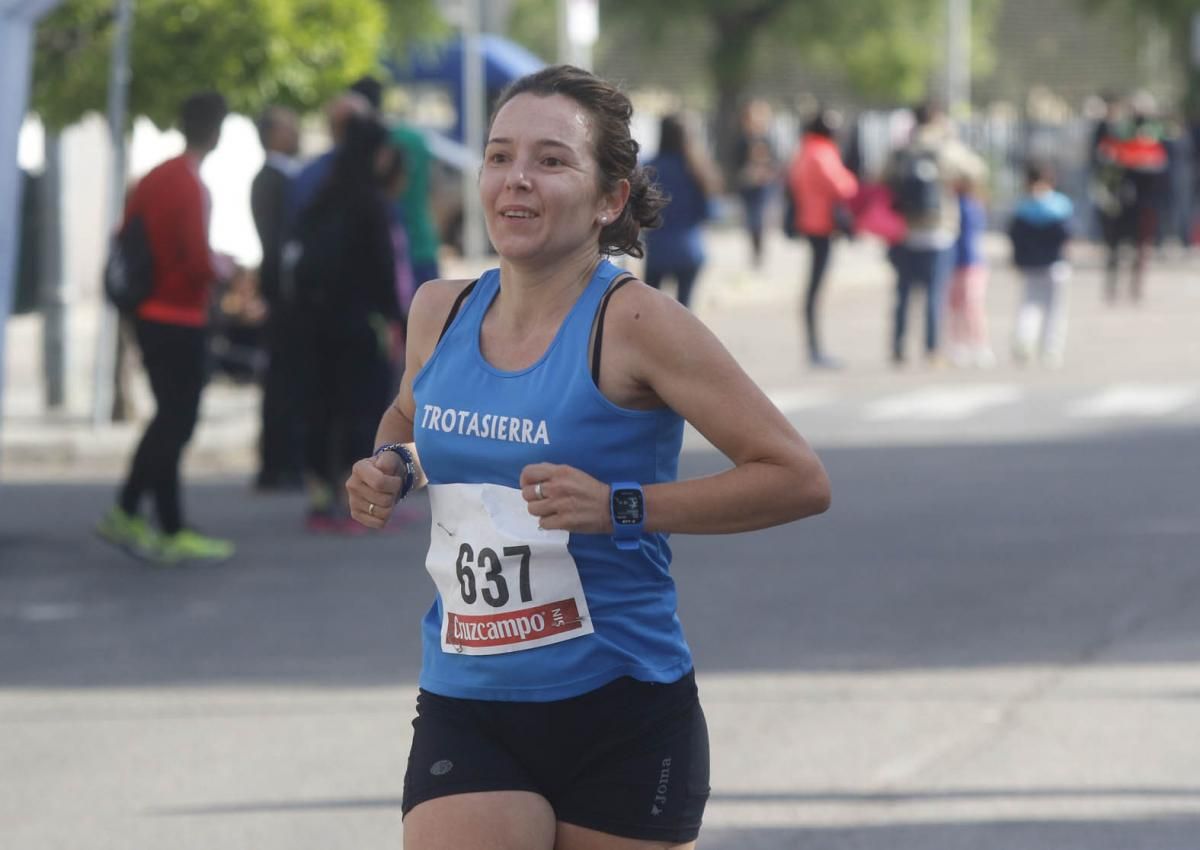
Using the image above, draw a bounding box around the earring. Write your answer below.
[599,215,608,224]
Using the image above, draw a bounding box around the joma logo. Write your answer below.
[649,757,672,815]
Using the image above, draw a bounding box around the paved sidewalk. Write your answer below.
[2,227,1197,481]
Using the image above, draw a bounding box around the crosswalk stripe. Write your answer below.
[767,388,835,414]
[1068,385,1200,418]
[863,385,1023,421]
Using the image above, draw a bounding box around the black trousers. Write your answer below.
[119,319,208,534]
[301,321,391,507]
[257,307,304,485]
[804,234,833,358]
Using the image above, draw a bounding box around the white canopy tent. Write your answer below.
[0,0,61,450]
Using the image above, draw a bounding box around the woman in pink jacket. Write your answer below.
[789,110,859,368]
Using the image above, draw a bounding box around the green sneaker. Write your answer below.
[157,529,236,565]
[96,507,161,560]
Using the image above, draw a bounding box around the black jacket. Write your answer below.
[251,161,291,304]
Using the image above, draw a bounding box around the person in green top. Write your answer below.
[390,122,441,288]
[350,76,442,290]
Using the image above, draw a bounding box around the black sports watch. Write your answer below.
[609,482,645,550]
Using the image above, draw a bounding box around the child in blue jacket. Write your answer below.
[1009,163,1073,366]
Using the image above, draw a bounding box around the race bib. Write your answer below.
[426,483,595,655]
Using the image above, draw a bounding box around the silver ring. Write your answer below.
[368,502,376,517]
[534,482,544,500]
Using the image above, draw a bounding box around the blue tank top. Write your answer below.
[411,259,691,701]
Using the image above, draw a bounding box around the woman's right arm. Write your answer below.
[347,279,475,527]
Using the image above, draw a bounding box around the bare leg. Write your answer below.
[404,791,557,850]
[557,820,697,850]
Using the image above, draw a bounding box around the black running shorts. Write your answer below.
[401,670,710,843]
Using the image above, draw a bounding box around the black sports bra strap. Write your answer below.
[437,280,478,343]
[591,273,636,386]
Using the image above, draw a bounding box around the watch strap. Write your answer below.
[610,481,644,550]
[373,442,416,499]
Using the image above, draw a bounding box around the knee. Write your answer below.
[161,408,200,447]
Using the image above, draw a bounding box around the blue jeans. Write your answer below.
[740,186,770,265]
[889,244,955,359]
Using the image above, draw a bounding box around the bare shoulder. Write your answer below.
[407,278,480,365]
[409,278,477,335]
[590,276,735,407]
[408,278,477,325]
[600,276,714,358]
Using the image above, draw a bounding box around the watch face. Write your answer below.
[612,488,644,526]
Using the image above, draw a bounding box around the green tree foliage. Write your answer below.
[379,0,449,61]
[601,0,998,104]
[506,0,558,64]
[1081,0,1199,111]
[32,0,444,132]
[597,0,999,171]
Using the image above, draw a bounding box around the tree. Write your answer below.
[600,0,999,174]
[1081,0,1199,112]
[506,0,558,63]
[28,0,443,422]
[31,0,444,132]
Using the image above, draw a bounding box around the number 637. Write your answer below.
[455,543,532,607]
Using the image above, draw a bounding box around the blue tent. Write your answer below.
[388,34,546,142]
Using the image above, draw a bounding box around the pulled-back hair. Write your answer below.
[491,65,665,258]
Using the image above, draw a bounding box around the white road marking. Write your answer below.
[1068,385,1200,419]
[767,388,835,414]
[863,385,1022,422]
[16,603,81,623]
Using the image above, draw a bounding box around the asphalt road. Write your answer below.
[3,414,1200,849]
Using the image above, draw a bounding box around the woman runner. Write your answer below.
[345,65,831,850]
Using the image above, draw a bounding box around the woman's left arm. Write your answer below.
[523,285,830,536]
[636,290,830,533]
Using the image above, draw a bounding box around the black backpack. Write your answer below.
[892,149,943,218]
[103,214,155,312]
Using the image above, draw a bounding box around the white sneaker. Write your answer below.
[948,345,972,368]
[973,347,997,369]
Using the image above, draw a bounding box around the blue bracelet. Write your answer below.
[373,442,416,499]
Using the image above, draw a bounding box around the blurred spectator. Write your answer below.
[378,140,416,388]
[288,115,401,532]
[1160,112,1194,249]
[351,73,443,288]
[643,114,720,308]
[1095,97,1167,303]
[96,91,236,564]
[251,105,303,491]
[884,100,985,366]
[946,167,994,368]
[1088,91,1123,244]
[289,91,372,221]
[350,74,384,112]
[1191,110,1200,244]
[210,266,268,383]
[1009,162,1073,367]
[734,99,779,268]
[389,121,442,288]
[789,108,858,368]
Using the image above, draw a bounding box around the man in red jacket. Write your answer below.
[97,91,236,564]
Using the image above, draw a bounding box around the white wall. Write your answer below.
[19,111,268,305]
